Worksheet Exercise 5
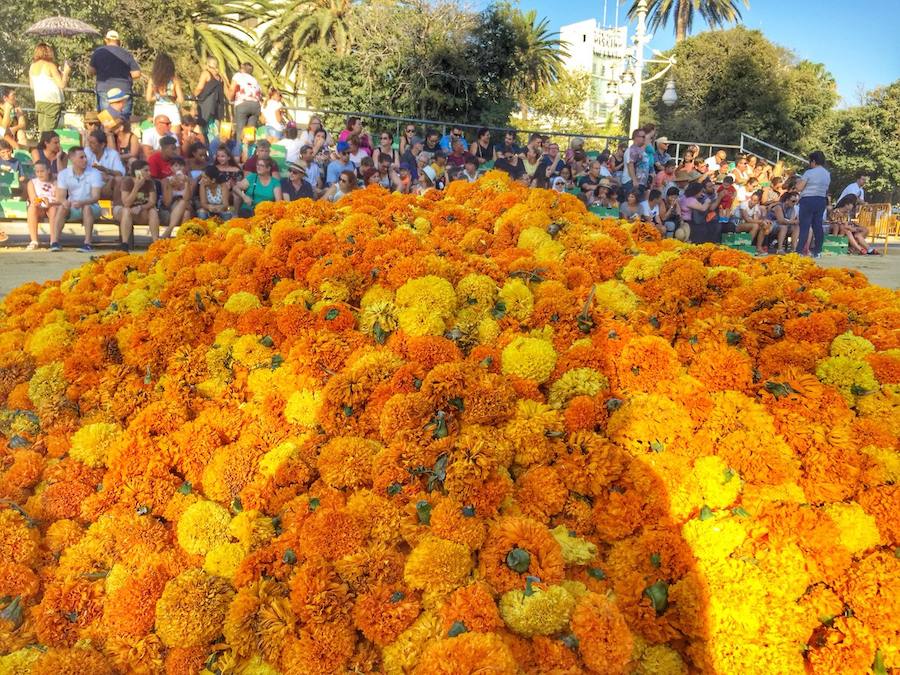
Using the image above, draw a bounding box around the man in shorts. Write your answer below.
[51,146,103,252]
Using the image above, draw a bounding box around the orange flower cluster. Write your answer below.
[0,171,898,674]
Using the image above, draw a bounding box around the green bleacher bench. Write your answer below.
[722,232,752,246]
[55,128,81,152]
[565,188,581,195]
[0,198,27,219]
[585,150,600,159]
[0,171,19,191]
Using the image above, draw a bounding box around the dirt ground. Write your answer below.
[1,223,898,300]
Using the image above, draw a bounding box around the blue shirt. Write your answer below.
[90,45,140,94]
[439,134,468,153]
[326,158,354,186]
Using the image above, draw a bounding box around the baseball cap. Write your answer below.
[105,30,120,40]
[336,140,351,153]
[106,88,129,103]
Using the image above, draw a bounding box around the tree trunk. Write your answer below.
[519,97,529,121]
[675,1,689,42]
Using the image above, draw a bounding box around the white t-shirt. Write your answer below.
[85,146,125,176]
[57,167,104,202]
[232,72,261,105]
[638,200,659,219]
[277,138,303,164]
[141,127,179,151]
[704,157,720,172]
[262,99,285,131]
[837,182,864,203]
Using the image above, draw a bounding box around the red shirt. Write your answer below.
[717,184,737,211]
[148,151,173,180]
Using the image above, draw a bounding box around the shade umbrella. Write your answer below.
[25,16,101,38]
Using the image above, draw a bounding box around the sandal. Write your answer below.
[866,248,881,255]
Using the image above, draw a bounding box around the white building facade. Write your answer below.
[559,19,629,122]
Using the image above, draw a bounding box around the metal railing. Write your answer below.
[740,132,807,167]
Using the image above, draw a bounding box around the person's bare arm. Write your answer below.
[174,77,184,106]
[193,70,209,97]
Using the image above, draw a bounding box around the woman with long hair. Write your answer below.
[30,43,70,132]
[262,88,290,140]
[111,119,140,168]
[299,115,327,147]
[31,130,67,178]
[145,52,184,130]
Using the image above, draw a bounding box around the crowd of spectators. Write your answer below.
[0,30,878,257]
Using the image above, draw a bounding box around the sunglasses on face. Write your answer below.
[160,121,171,126]
[289,168,301,174]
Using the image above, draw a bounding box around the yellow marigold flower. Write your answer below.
[501,336,557,384]
[397,306,447,337]
[860,445,900,483]
[620,251,678,282]
[223,291,262,314]
[594,280,639,316]
[381,611,443,675]
[284,389,322,428]
[176,500,233,556]
[318,280,350,304]
[456,273,497,314]
[258,439,300,477]
[155,569,234,648]
[395,275,456,316]
[815,356,879,406]
[68,422,122,468]
[25,321,75,362]
[203,542,246,579]
[361,285,395,308]
[229,510,275,550]
[830,331,875,360]
[559,579,589,600]
[517,226,551,251]
[823,501,881,555]
[359,300,400,339]
[476,316,501,345]
[498,279,534,321]
[230,334,272,369]
[282,288,315,307]
[634,644,688,675]
[550,525,598,564]
[0,648,42,674]
[410,215,432,234]
[105,563,128,596]
[548,367,608,408]
[28,361,67,412]
[499,583,575,637]
[403,535,472,595]
[504,399,563,466]
[237,656,280,675]
[682,512,746,561]
[692,455,742,509]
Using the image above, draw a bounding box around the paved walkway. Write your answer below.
[1,222,898,299]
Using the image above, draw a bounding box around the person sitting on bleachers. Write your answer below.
[31,131,67,179]
[0,140,26,193]
[160,156,192,237]
[50,146,104,252]
[114,160,160,251]
[141,115,178,158]
[85,129,125,198]
[0,89,27,149]
[25,161,58,250]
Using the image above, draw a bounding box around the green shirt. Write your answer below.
[246,173,278,207]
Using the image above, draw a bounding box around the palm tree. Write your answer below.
[258,0,353,84]
[627,0,749,42]
[513,9,568,119]
[184,0,276,80]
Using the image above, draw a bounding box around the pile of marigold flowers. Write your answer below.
[0,171,898,675]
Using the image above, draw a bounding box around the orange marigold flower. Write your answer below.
[282,622,357,675]
[570,592,634,674]
[438,582,504,634]
[352,583,421,646]
[412,631,517,675]
[478,517,565,594]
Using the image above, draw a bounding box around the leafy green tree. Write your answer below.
[814,81,900,202]
[511,9,568,118]
[259,0,353,84]
[183,0,275,80]
[630,27,837,150]
[627,0,749,42]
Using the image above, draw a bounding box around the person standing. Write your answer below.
[29,43,70,132]
[146,52,184,131]
[193,57,227,141]
[794,151,831,258]
[89,30,141,115]
[837,175,867,205]
[229,63,263,141]
[624,128,650,194]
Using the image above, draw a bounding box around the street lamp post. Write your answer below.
[629,0,648,135]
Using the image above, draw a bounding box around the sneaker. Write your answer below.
[26,241,39,251]
[812,253,822,259]
[77,243,94,253]
[49,242,62,252]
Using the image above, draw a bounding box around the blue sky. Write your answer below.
[487,0,900,106]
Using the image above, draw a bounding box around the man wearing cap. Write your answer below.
[89,30,141,116]
[326,141,355,186]
[281,162,314,201]
[653,137,672,173]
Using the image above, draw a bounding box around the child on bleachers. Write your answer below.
[26,161,58,250]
